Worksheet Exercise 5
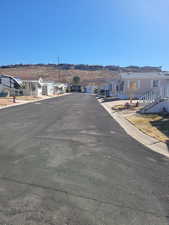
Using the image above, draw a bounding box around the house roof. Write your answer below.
[0,74,23,89]
[120,72,169,80]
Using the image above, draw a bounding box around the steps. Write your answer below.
[139,88,161,113]
[139,100,160,113]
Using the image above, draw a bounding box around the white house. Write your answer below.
[22,78,67,97]
[54,83,68,94]
[111,72,169,100]
[42,81,67,95]
[22,78,43,97]
[0,74,22,96]
[41,81,56,96]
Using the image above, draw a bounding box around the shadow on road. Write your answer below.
[101,97,121,103]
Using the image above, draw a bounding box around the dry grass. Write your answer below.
[112,103,140,111]
[127,114,169,142]
[112,104,126,110]
[0,66,118,84]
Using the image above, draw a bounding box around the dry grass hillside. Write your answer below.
[0,66,118,84]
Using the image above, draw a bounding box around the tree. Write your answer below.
[72,76,80,84]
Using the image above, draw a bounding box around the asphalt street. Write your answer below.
[0,93,168,225]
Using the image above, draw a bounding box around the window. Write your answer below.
[119,81,124,91]
[129,81,137,89]
[153,80,159,88]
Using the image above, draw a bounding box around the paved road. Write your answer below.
[0,94,168,225]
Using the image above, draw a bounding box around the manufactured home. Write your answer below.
[111,72,169,100]
[22,78,43,97]
[0,74,22,96]
[22,78,67,97]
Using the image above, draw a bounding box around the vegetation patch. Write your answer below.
[126,114,169,142]
[112,102,140,111]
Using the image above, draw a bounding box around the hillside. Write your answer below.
[0,64,162,85]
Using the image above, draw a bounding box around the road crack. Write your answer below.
[0,176,168,220]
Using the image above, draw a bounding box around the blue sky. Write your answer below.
[0,0,169,69]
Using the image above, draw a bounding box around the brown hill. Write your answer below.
[0,64,162,85]
[0,65,118,85]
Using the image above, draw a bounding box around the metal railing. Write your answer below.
[139,86,169,103]
[139,87,169,113]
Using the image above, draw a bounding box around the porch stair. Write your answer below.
[139,89,161,113]
[139,101,160,113]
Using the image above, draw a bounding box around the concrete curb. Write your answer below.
[100,100,169,158]
[0,93,71,110]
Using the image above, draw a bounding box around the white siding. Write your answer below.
[137,80,141,88]
[127,80,130,88]
[150,80,153,88]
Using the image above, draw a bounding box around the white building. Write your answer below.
[22,78,43,97]
[111,72,169,100]
[22,78,67,97]
[42,82,67,95]
[54,83,68,94]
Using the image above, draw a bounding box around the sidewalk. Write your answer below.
[0,93,71,110]
[100,100,169,158]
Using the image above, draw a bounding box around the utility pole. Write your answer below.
[57,56,60,65]
[58,56,61,82]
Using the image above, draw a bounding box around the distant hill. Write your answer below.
[0,64,162,85]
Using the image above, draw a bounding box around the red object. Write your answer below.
[136,101,139,107]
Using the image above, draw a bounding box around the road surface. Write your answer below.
[0,93,168,225]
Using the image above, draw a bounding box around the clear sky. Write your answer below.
[0,0,169,69]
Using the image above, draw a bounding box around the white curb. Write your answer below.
[99,100,169,158]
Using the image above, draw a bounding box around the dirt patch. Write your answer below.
[16,96,42,101]
[0,94,69,108]
[0,96,42,107]
[0,97,15,107]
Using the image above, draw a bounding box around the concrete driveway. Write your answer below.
[0,93,168,225]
